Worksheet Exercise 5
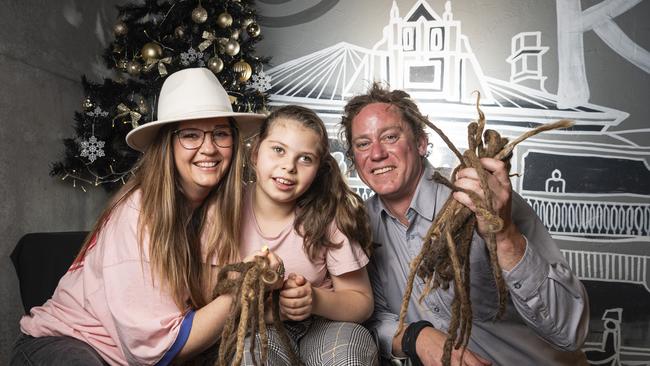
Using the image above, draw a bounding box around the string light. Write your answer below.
[59,165,135,189]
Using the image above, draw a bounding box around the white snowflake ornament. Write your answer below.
[80,135,105,163]
[86,106,109,118]
[250,71,272,92]
[180,47,205,66]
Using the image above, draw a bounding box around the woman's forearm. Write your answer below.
[175,294,234,361]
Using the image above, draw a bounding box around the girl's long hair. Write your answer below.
[73,119,244,310]
[249,105,372,260]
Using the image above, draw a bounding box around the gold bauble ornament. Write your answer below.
[246,23,261,38]
[82,97,94,110]
[191,5,208,24]
[141,42,163,61]
[224,39,240,56]
[174,26,186,39]
[126,60,142,76]
[242,18,254,28]
[216,12,233,28]
[207,56,224,74]
[113,21,128,36]
[233,60,252,83]
[231,28,240,40]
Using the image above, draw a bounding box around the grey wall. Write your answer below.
[0,1,118,364]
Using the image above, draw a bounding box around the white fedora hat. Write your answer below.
[126,67,265,151]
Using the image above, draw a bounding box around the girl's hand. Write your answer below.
[279,273,313,321]
[242,248,285,290]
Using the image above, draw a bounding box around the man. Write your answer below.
[340,83,589,366]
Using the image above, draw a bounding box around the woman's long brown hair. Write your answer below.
[72,119,245,310]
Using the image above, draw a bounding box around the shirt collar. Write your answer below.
[409,161,438,221]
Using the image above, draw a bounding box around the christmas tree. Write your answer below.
[51,0,271,192]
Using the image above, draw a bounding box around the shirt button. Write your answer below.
[514,282,522,289]
[433,306,440,312]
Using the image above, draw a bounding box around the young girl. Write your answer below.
[240,105,378,365]
[11,68,279,366]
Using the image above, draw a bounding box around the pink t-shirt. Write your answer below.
[20,191,192,366]
[240,187,369,289]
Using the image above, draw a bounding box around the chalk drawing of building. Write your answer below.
[264,0,650,307]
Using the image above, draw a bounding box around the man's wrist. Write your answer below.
[496,225,527,271]
[401,320,434,366]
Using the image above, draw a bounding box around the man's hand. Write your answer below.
[416,327,492,366]
[279,273,313,321]
[452,157,526,270]
[452,158,512,236]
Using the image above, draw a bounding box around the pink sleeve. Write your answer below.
[100,201,186,365]
[325,225,370,276]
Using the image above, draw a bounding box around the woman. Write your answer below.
[12,68,278,366]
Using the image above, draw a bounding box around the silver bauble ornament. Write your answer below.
[246,23,261,38]
[82,97,94,110]
[224,39,240,56]
[113,21,128,36]
[233,60,252,83]
[216,12,233,28]
[126,60,142,76]
[207,56,224,74]
[137,98,149,115]
[174,26,186,39]
[191,5,208,24]
[117,58,128,70]
[141,42,163,61]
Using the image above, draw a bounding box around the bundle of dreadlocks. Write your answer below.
[213,256,302,366]
[395,93,573,366]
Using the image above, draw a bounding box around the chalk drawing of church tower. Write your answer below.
[506,32,548,92]
[264,0,650,294]
[376,1,493,104]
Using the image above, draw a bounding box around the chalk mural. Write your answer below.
[258,0,650,363]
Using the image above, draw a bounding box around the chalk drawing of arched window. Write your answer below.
[332,151,347,173]
[545,169,566,193]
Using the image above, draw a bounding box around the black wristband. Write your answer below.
[401,320,433,366]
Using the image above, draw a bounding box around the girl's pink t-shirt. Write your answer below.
[240,187,369,289]
[20,191,190,366]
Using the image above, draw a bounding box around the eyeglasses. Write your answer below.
[174,126,234,149]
